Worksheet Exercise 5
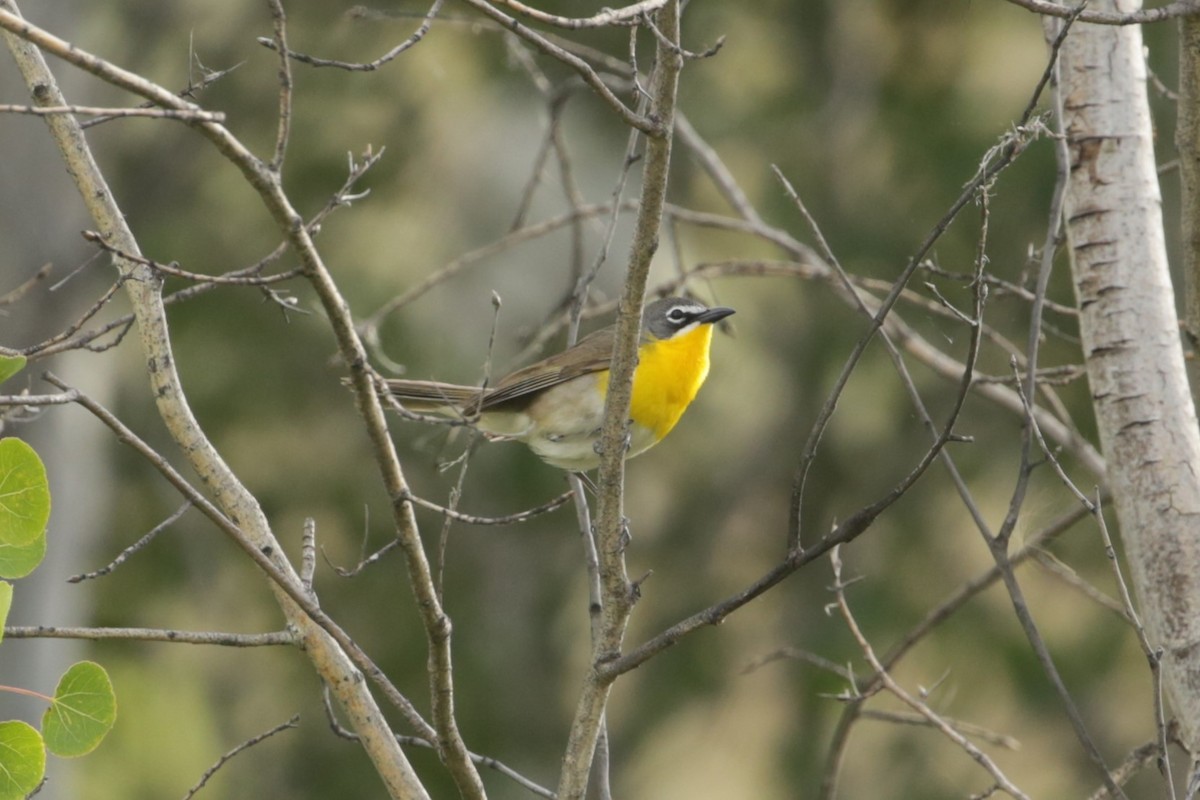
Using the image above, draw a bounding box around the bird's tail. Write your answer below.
[383,379,486,416]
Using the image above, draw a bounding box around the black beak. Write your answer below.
[696,306,735,324]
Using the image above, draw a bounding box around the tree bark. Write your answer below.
[1178,16,1200,397]
[1058,0,1200,751]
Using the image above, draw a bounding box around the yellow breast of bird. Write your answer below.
[602,323,715,441]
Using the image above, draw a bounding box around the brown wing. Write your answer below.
[383,379,486,413]
[385,324,616,412]
[480,325,615,409]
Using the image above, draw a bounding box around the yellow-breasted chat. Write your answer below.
[384,296,735,471]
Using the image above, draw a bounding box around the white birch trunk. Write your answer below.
[1057,1,1200,750]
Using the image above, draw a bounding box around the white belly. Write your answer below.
[476,373,657,471]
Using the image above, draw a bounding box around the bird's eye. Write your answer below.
[666,307,688,324]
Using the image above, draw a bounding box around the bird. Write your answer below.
[383,296,735,471]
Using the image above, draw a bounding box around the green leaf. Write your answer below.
[0,356,25,387]
[0,582,10,644]
[0,439,50,548]
[0,720,45,799]
[0,534,45,580]
[42,662,116,758]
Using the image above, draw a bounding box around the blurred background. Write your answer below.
[0,1,1184,797]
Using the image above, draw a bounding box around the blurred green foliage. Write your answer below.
[1,0,1185,797]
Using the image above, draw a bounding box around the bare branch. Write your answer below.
[639,9,724,59]
[0,7,455,787]
[393,735,559,799]
[41,374,436,747]
[1085,733,1177,800]
[558,4,682,796]
[830,546,1031,799]
[81,231,303,285]
[786,116,1049,546]
[1003,0,1200,25]
[265,0,294,171]
[0,391,78,407]
[81,56,241,130]
[259,0,444,71]
[675,114,763,226]
[301,517,317,596]
[182,716,301,800]
[400,488,574,526]
[741,647,854,680]
[4,626,297,646]
[858,709,1021,750]
[0,102,223,121]
[494,0,669,29]
[68,502,193,583]
[457,0,658,135]
[0,262,51,306]
[359,202,631,343]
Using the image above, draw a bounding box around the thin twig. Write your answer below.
[566,128,645,344]
[435,445,473,602]
[333,486,575,580]
[740,647,854,680]
[829,546,1031,799]
[266,0,293,172]
[24,149,381,363]
[359,202,631,341]
[80,57,241,130]
[1028,549,1128,619]
[331,539,399,578]
[1085,734,1175,800]
[301,517,317,596]
[0,391,78,406]
[457,0,657,135]
[81,231,303,285]
[774,165,984,552]
[4,626,297,646]
[182,716,301,800]
[785,113,1050,546]
[0,102,223,121]
[773,162,990,558]
[494,0,668,29]
[920,259,1078,317]
[258,0,443,71]
[322,679,559,799]
[0,262,51,306]
[68,501,193,583]
[675,114,763,225]
[394,736,559,799]
[321,683,360,740]
[1089,492,1175,794]
[508,89,568,231]
[818,500,1100,798]
[973,12,1129,798]
[399,488,574,526]
[639,9,724,59]
[43,374,436,743]
[858,709,1021,750]
[23,288,141,358]
[1003,0,1200,25]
